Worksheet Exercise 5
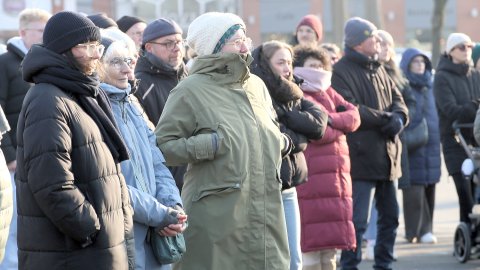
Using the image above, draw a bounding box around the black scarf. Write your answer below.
[33,64,130,163]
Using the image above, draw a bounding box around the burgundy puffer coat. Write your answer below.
[296,87,360,252]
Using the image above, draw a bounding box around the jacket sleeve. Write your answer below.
[23,96,100,243]
[309,125,344,145]
[328,89,361,133]
[0,61,16,163]
[155,88,217,166]
[148,127,182,207]
[283,98,328,140]
[331,69,389,130]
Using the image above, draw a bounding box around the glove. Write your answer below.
[381,113,404,138]
[155,207,181,233]
[336,105,346,112]
[458,101,479,123]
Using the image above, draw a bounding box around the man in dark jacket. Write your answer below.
[134,18,188,191]
[332,17,409,270]
[17,11,134,270]
[0,8,51,270]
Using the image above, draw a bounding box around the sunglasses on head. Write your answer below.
[454,43,473,51]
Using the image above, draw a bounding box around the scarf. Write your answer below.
[33,64,130,163]
[293,67,332,92]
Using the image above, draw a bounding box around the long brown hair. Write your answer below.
[261,40,294,80]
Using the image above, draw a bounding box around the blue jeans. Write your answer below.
[340,180,399,270]
[282,188,302,270]
[364,199,378,241]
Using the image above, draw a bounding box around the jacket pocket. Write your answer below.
[192,183,241,202]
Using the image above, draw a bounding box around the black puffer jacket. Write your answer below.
[332,47,409,181]
[0,38,31,163]
[251,47,328,189]
[16,45,134,270]
[434,53,480,173]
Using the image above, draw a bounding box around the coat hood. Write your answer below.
[6,36,28,59]
[400,48,432,75]
[250,46,303,103]
[436,53,471,76]
[189,52,253,84]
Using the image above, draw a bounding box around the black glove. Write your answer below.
[458,101,479,123]
[336,105,346,112]
[381,113,404,138]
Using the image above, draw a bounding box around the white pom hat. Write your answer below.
[445,32,473,53]
[187,12,246,57]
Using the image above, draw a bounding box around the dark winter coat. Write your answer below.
[0,37,31,163]
[332,47,409,181]
[400,48,441,185]
[251,47,328,189]
[433,54,480,174]
[16,45,134,270]
[134,51,188,190]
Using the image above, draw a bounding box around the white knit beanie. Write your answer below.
[187,12,246,56]
[445,32,473,53]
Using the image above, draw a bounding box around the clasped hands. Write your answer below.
[156,205,188,237]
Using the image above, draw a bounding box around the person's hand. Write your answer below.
[7,160,16,172]
[158,213,188,236]
[381,113,404,138]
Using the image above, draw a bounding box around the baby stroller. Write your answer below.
[453,121,480,263]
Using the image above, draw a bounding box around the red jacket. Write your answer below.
[296,87,360,252]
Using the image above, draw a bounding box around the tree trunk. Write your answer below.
[431,0,448,67]
[332,0,348,47]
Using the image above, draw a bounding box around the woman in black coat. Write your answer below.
[251,40,328,270]
[434,33,480,224]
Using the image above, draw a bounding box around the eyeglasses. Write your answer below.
[75,42,105,57]
[454,44,473,52]
[148,40,184,50]
[224,37,252,50]
[108,57,134,69]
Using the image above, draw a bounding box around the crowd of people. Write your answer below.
[0,6,480,270]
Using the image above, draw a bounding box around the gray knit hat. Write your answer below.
[344,17,377,48]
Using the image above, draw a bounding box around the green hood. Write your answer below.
[189,53,253,84]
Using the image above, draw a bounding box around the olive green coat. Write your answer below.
[155,53,289,270]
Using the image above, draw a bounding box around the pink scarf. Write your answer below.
[293,67,332,92]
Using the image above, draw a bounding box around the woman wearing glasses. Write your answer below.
[155,12,291,270]
[17,11,134,270]
[434,32,480,224]
[98,37,187,270]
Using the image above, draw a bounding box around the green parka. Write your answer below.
[155,53,289,270]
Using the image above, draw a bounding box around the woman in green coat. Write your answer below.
[155,12,290,270]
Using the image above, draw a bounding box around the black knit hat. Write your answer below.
[43,11,101,54]
[117,15,146,33]
[87,13,118,29]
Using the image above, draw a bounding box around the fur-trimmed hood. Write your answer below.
[250,46,303,103]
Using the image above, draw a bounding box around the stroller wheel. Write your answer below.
[454,222,471,263]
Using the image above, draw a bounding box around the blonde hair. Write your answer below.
[19,8,51,29]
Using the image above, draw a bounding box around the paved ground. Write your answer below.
[352,162,480,270]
